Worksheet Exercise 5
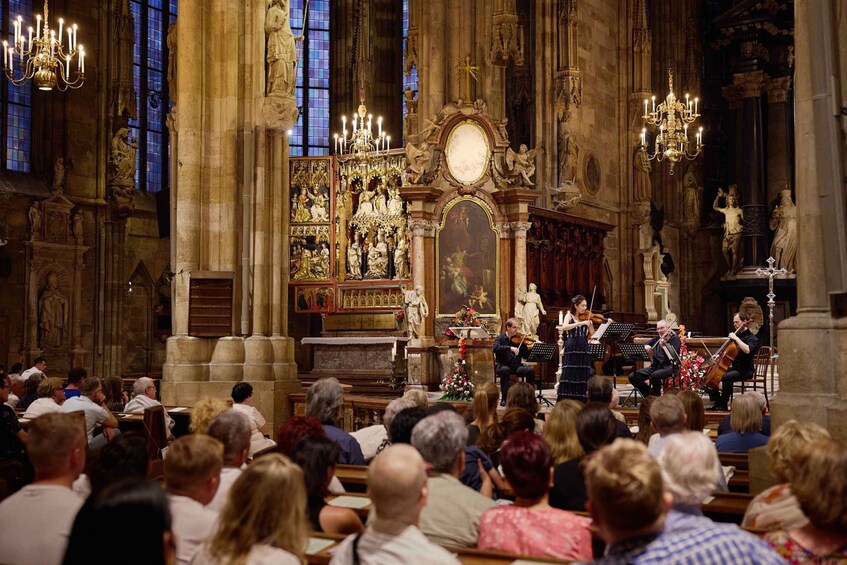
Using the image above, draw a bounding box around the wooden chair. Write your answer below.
[142,405,168,460]
[737,345,771,411]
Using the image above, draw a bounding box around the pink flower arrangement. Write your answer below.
[678,343,707,390]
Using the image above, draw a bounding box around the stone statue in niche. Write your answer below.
[365,231,389,279]
[52,158,66,193]
[519,283,546,338]
[167,22,177,101]
[109,128,138,187]
[770,188,797,274]
[633,148,652,202]
[713,186,744,276]
[682,171,702,226]
[505,144,539,186]
[73,210,84,244]
[28,202,42,237]
[39,271,68,349]
[386,184,404,216]
[347,234,363,280]
[405,142,433,184]
[265,0,298,98]
[393,236,409,280]
[404,284,429,339]
[557,118,575,185]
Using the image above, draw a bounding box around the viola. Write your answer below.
[702,320,750,390]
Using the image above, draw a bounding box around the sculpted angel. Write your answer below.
[406,142,433,184]
[506,144,539,186]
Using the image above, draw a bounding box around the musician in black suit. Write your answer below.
[707,312,759,411]
[493,317,535,406]
[628,319,681,398]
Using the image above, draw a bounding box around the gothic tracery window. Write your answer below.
[2,0,32,172]
[289,0,329,157]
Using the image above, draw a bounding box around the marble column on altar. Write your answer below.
[511,221,531,298]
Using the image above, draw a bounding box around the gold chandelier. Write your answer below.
[640,69,701,174]
[334,98,391,159]
[3,0,85,91]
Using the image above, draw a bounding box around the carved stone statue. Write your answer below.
[403,86,416,116]
[633,148,652,202]
[312,243,330,278]
[365,231,389,279]
[713,186,744,276]
[520,283,547,337]
[347,235,362,280]
[406,142,432,184]
[52,158,66,193]
[355,186,376,216]
[109,128,138,187]
[505,144,539,186]
[28,202,41,237]
[265,0,297,98]
[39,271,68,348]
[682,171,702,226]
[310,192,329,222]
[404,284,429,339]
[557,120,575,185]
[387,185,404,215]
[770,188,797,273]
[393,236,409,280]
[73,210,84,244]
[513,290,526,323]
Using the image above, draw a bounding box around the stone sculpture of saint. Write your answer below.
[355,187,376,217]
[770,188,797,273]
[404,285,429,339]
[393,237,409,280]
[29,203,41,236]
[73,210,84,244]
[520,283,547,337]
[405,142,432,184]
[387,185,404,215]
[365,231,389,279]
[109,128,138,187]
[53,158,66,193]
[682,171,702,226]
[39,271,68,349]
[167,22,177,102]
[713,186,744,276]
[633,147,652,202]
[265,0,297,98]
[347,235,363,280]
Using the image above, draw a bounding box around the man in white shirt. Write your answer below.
[350,397,415,461]
[205,410,250,512]
[331,444,460,565]
[60,376,119,449]
[20,356,47,380]
[0,412,86,565]
[165,434,223,565]
[124,376,174,438]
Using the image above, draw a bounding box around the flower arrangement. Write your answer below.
[440,355,474,401]
[452,305,485,328]
[677,329,707,390]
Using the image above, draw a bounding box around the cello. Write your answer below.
[702,318,750,390]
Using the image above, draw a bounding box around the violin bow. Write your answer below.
[588,285,597,315]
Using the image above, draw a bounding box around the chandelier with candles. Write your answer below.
[640,69,701,174]
[3,0,85,91]
[334,92,391,159]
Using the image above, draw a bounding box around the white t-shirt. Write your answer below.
[191,543,299,565]
[22,397,62,419]
[350,424,389,462]
[169,494,219,565]
[0,484,84,565]
[60,395,110,442]
[232,403,276,457]
[206,466,243,513]
[20,367,44,380]
[330,524,461,565]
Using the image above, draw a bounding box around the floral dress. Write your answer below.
[765,530,847,564]
[558,316,592,402]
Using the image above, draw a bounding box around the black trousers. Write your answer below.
[628,365,675,398]
[495,363,535,402]
[707,369,750,408]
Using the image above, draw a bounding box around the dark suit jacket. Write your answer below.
[647,333,681,370]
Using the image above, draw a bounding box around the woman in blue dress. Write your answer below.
[557,295,594,402]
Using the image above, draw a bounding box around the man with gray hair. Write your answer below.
[330,444,460,564]
[628,319,680,398]
[351,397,416,461]
[646,393,687,458]
[124,376,174,439]
[411,410,495,547]
[206,410,251,512]
[306,377,365,464]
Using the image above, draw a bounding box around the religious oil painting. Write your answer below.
[437,198,498,316]
[295,285,335,313]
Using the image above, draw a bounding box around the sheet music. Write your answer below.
[592,321,611,340]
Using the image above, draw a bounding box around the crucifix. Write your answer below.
[454,54,479,102]
[755,256,787,396]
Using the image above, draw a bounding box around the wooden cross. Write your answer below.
[454,54,479,102]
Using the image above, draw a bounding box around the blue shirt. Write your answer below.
[715,431,769,453]
[64,388,81,399]
[323,424,365,465]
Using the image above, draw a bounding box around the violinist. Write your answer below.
[557,295,607,403]
[493,317,535,406]
[707,312,758,411]
[628,319,681,398]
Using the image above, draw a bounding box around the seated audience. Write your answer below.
[290,435,364,535]
[633,395,656,444]
[765,438,847,562]
[402,388,429,408]
[63,367,86,399]
[743,420,831,531]
[331,445,460,564]
[64,480,175,565]
[165,435,224,565]
[16,371,45,411]
[715,393,769,453]
[7,362,22,381]
[719,390,771,436]
[206,410,251,512]
[230,382,276,457]
[478,431,592,561]
[543,399,584,465]
[466,381,502,455]
[550,402,618,511]
[189,397,230,434]
[646,393,688,457]
[192,454,307,565]
[272,414,345,494]
[678,389,706,432]
[412,410,496,547]
[389,406,427,445]
[124,376,175,439]
[350,397,415,461]
[306,377,365,464]
[22,376,65,418]
[505,381,543,433]
[102,375,128,412]
[586,439,783,564]
[0,413,86,565]
[82,433,149,499]
[60,376,119,449]
[587,375,632,437]
[0,373,28,462]
[20,356,47,380]
[6,369,24,408]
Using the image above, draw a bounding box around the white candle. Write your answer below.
[644,99,648,117]
[58,19,64,48]
[3,42,7,68]
[36,15,41,39]
[65,55,70,78]
[651,96,656,112]
[67,28,72,53]
[79,46,84,74]
[386,135,390,152]
[377,116,382,137]
[28,27,32,51]
[559,310,564,326]
[694,97,699,115]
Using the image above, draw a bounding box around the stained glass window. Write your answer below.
[1,0,32,172]
[129,0,176,192]
[290,0,329,157]
[402,0,417,95]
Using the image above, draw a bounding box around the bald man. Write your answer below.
[330,444,460,564]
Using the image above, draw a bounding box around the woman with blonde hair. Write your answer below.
[543,399,584,464]
[715,393,768,453]
[192,453,307,564]
[743,420,830,531]
[467,381,503,456]
[189,398,230,434]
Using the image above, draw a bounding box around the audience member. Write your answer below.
[206,410,251,512]
[402,388,429,408]
[85,432,149,497]
[16,371,46,411]
[22,376,65,418]
[467,381,502,456]
[192,454,307,565]
[646,393,687,457]
[633,395,656,444]
[7,362,22,381]
[124,376,175,439]
[549,402,617,511]
[6,370,24,408]
[389,406,427,445]
[718,390,771,436]
[412,410,496,547]
[350,397,415,460]
[165,435,223,565]
[63,479,175,565]
[765,439,847,562]
[189,397,230,434]
[290,435,364,535]
[678,389,706,432]
[585,439,782,564]
[102,376,128,411]
[272,415,345,494]
[743,420,831,531]
[715,393,769,453]
[499,407,536,438]
[478,431,592,561]
[20,356,47,380]
[63,367,86,399]
[543,399,584,465]
[230,382,276,457]
[505,381,543,433]
[306,377,365,464]
[587,375,632,438]
[60,376,119,449]
[330,445,460,564]
[0,413,86,565]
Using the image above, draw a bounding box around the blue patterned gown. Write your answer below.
[558,322,592,402]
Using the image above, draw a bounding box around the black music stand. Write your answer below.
[618,343,651,407]
[598,323,635,386]
[527,343,557,407]
[588,343,606,361]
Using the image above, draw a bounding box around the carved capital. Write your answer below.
[732,70,767,99]
[766,76,792,104]
[510,221,532,237]
[556,70,582,118]
[494,223,512,238]
[409,219,436,238]
[489,13,524,67]
[263,95,300,132]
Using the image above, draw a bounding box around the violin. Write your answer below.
[511,332,537,348]
[578,310,607,326]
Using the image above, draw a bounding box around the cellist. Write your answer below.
[707,312,759,411]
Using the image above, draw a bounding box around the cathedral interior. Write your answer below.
[0,0,845,439]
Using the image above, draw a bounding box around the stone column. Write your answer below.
[765,76,793,201]
[511,221,531,297]
[409,219,431,294]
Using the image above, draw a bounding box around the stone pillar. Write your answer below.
[511,221,531,297]
[765,76,793,201]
